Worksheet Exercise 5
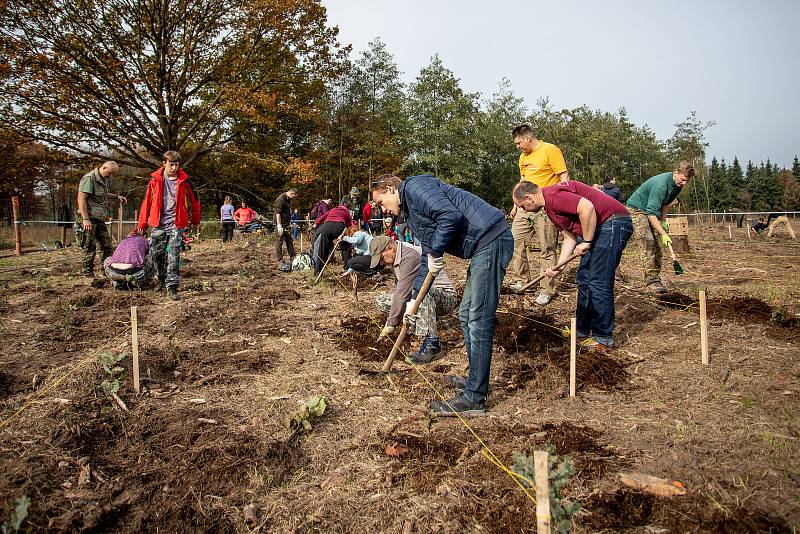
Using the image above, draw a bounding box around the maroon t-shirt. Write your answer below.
[542,180,628,237]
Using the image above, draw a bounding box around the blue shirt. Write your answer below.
[220,203,235,221]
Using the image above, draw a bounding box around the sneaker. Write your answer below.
[508,281,526,294]
[580,338,614,353]
[647,282,668,294]
[168,287,180,301]
[431,394,485,417]
[406,336,443,364]
[535,293,552,305]
[446,375,492,393]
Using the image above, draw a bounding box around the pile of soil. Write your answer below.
[337,316,392,361]
[494,311,564,353]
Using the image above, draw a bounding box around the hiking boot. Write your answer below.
[580,337,614,354]
[430,393,485,417]
[535,293,553,305]
[508,281,526,294]
[647,281,668,294]
[168,287,180,301]
[406,336,443,364]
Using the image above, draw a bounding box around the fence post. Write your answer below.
[12,196,22,256]
[117,202,123,242]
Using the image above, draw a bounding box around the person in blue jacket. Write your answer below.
[371,173,513,416]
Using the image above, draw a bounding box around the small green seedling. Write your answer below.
[284,395,328,434]
[97,351,128,395]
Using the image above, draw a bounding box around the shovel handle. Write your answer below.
[518,252,582,293]
[667,242,678,262]
[382,271,436,372]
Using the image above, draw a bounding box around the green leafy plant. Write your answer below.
[511,448,581,533]
[97,351,128,395]
[284,395,328,434]
[1,494,30,534]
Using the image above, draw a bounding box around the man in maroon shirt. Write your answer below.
[512,180,633,350]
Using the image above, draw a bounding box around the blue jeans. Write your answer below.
[150,227,185,289]
[458,228,514,403]
[575,216,633,346]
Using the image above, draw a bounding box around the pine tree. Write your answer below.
[792,156,800,178]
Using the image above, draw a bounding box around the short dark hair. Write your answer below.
[512,124,535,139]
[675,161,695,178]
[288,188,298,195]
[513,181,540,200]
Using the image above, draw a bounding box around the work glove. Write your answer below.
[427,254,445,276]
[276,224,283,236]
[660,234,672,246]
[377,324,396,341]
[403,301,420,329]
[660,220,669,232]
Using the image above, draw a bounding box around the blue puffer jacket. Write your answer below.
[400,174,508,290]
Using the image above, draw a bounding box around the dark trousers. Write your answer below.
[314,221,345,274]
[220,221,236,242]
[275,230,296,261]
[347,254,376,276]
[81,219,113,275]
[575,216,634,346]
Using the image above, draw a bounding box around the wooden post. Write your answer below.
[569,317,576,398]
[117,203,123,242]
[60,225,67,247]
[534,451,551,534]
[12,195,22,256]
[727,225,732,239]
[699,290,709,365]
[747,224,751,240]
[131,306,140,393]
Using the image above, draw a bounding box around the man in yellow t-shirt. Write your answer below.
[508,124,569,304]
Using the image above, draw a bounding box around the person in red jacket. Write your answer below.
[312,204,352,275]
[137,150,201,301]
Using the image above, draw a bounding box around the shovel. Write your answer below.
[381,271,436,372]
[667,242,684,275]
[515,252,582,293]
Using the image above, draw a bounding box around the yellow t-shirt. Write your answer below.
[518,141,567,188]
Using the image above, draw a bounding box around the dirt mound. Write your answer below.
[494,311,565,353]
[583,490,793,532]
[498,349,630,393]
[337,316,393,361]
[655,290,698,309]
[43,404,307,532]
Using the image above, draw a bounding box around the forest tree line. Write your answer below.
[1,0,798,218]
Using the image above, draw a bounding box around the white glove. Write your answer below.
[378,324,396,340]
[428,254,445,275]
[403,301,420,328]
[276,224,283,236]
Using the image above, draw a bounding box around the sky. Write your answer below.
[322,0,800,168]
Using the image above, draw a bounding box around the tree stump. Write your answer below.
[668,216,690,254]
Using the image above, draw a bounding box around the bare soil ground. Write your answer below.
[1,223,799,533]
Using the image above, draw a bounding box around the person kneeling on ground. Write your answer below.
[513,180,633,351]
[104,233,155,290]
[372,174,512,417]
[338,226,381,279]
[371,236,458,363]
[752,217,768,234]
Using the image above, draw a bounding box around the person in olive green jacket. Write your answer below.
[77,161,127,277]
[626,161,693,293]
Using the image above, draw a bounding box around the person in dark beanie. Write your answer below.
[274,188,298,262]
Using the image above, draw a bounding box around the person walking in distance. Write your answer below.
[508,124,569,304]
[137,150,201,301]
[274,188,298,262]
[77,160,127,277]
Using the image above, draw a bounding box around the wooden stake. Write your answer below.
[534,451,551,534]
[569,317,576,398]
[131,306,140,393]
[117,202,123,242]
[11,195,22,256]
[699,290,709,365]
[728,225,732,239]
[747,224,751,240]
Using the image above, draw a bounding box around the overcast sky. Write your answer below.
[322,0,799,168]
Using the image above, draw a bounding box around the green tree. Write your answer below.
[792,156,800,179]
[403,55,480,189]
[0,0,345,167]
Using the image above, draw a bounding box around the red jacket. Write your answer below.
[362,203,372,222]
[137,168,201,231]
[315,205,352,226]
